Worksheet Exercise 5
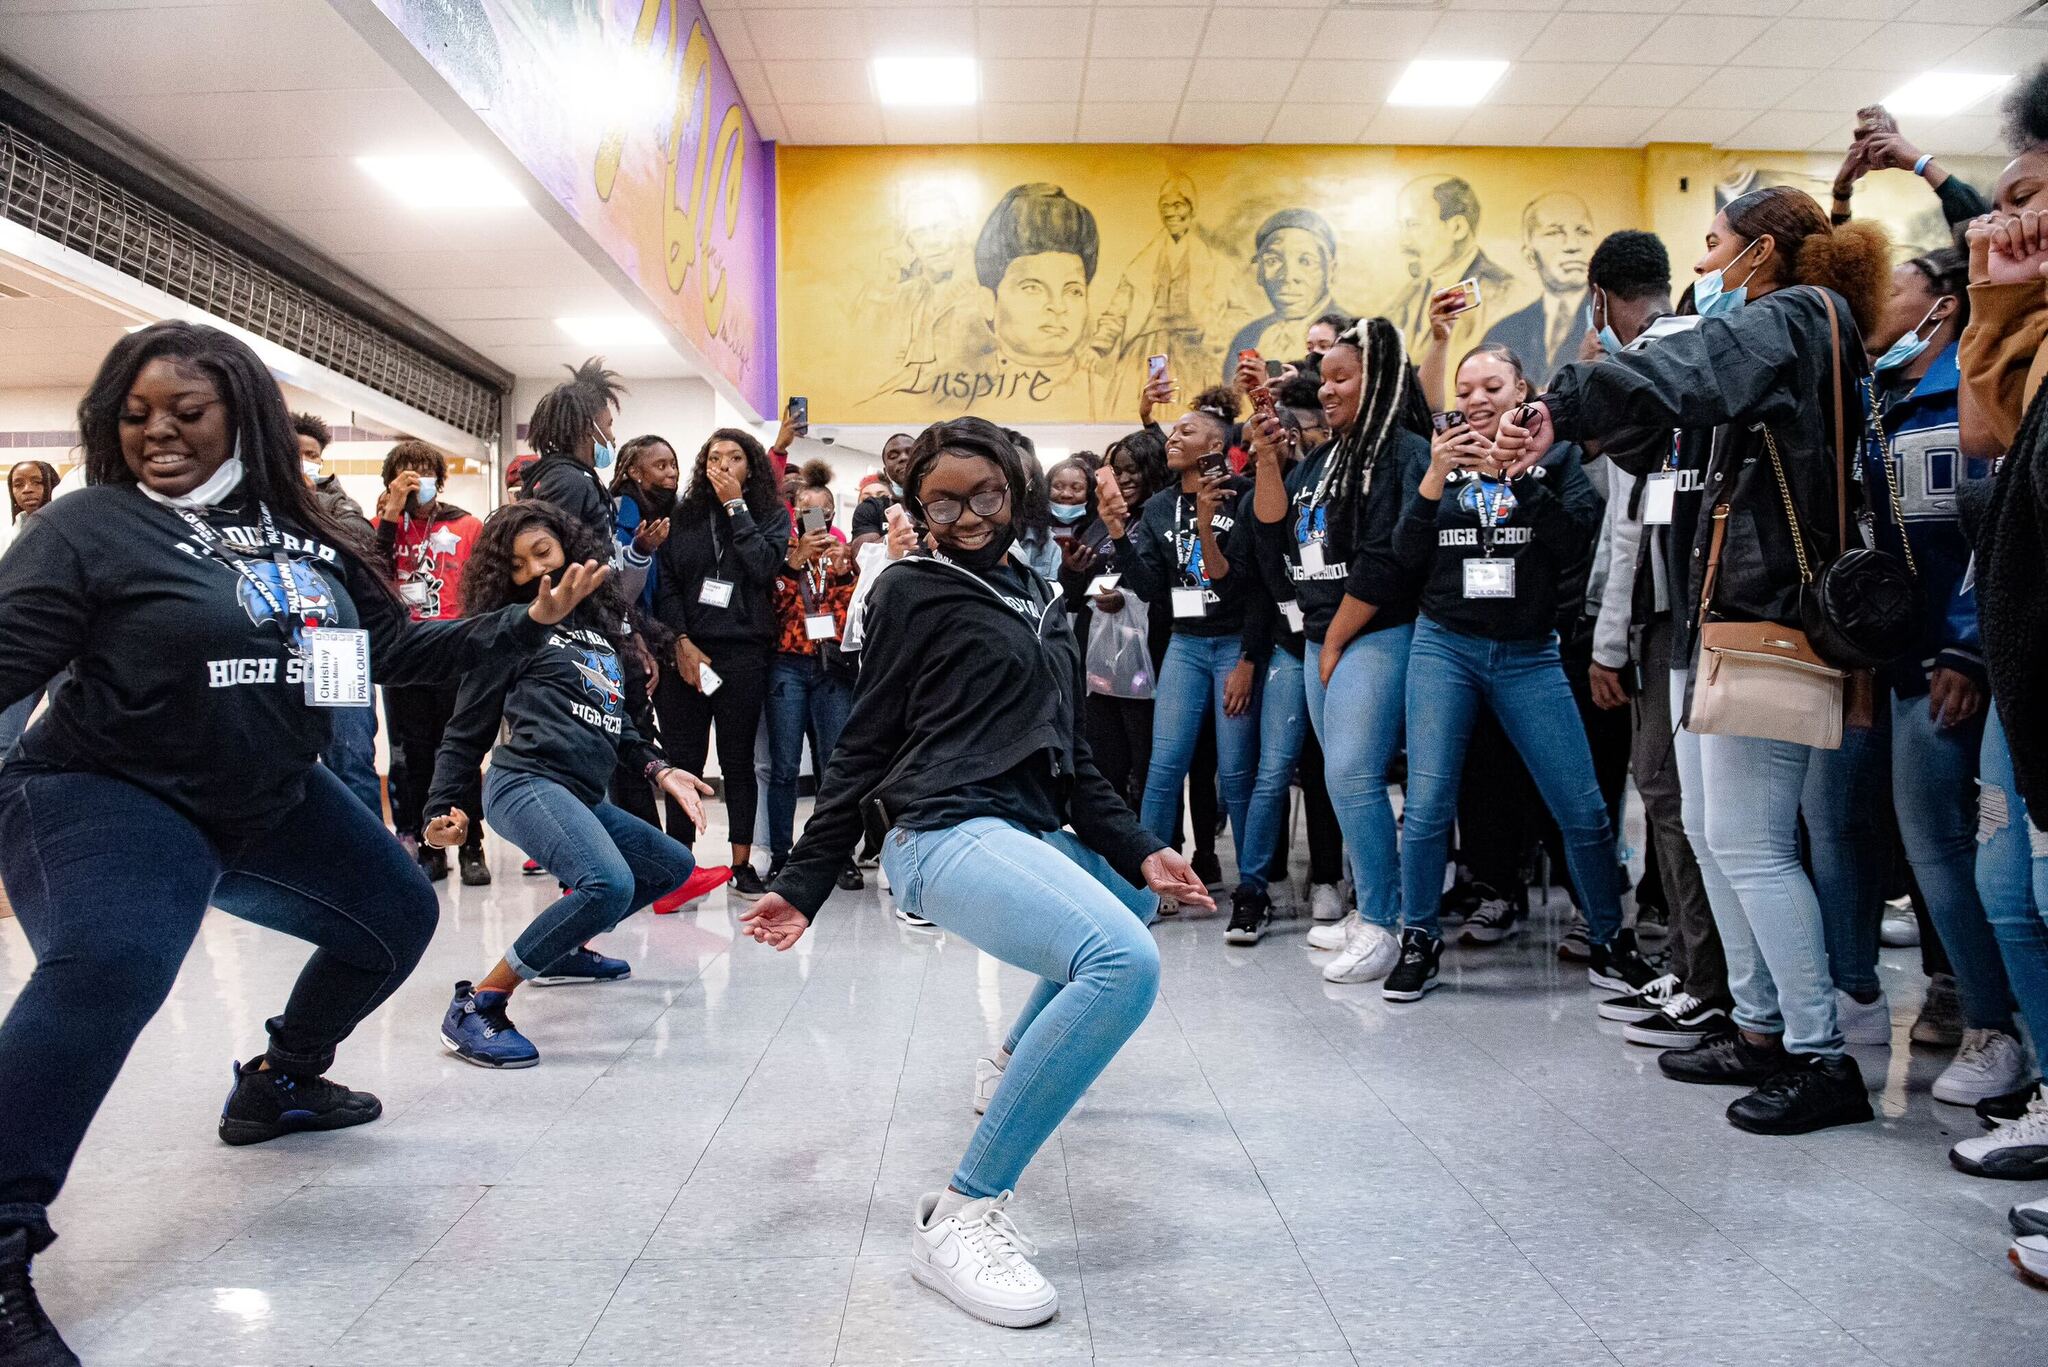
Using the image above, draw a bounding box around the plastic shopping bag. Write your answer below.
[1086,597,1154,700]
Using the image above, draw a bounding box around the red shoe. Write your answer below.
[654,865,732,914]
[521,858,545,877]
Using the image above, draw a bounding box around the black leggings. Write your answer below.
[653,645,769,845]
[385,680,481,848]
[1087,694,1153,812]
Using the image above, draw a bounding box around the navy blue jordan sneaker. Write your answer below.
[531,947,631,986]
[441,983,539,1069]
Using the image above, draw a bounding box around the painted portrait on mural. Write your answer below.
[1483,192,1596,389]
[1225,208,1360,384]
[852,187,981,378]
[1383,175,1519,364]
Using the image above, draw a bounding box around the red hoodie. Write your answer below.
[375,504,483,623]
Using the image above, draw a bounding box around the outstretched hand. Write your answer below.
[656,767,714,828]
[1141,848,1214,911]
[528,560,611,626]
[741,893,809,950]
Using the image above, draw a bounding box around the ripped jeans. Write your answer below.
[1976,707,2048,1054]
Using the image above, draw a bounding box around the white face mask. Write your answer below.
[301,459,323,483]
[140,454,246,510]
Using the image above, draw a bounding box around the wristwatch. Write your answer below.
[722,497,747,515]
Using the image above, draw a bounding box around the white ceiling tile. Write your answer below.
[1171,103,1279,144]
[882,107,981,144]
[980,58,1086,103]
[779,103,886,144]
[1684,64,1807,110]
[1456,104,1570,146]
[1902,0,2024,19]
[1265,104,1373,143]
[1581,64,1708,107]
[1487,62,1616,108]
[1561,0,1683,11]
[1286,60,1402,106]
[750,105,787,142]
[1089,7,1206,58]
[1728,107,1852,149]
[763,59,871,106]
[1921,115,2003,158]
[1790,0,1910,14]
[1076,102,1181,142]
[1643,107,1760,144]
[1081,57,1191,103]
[1544,105,1664,146]
[741,8,868,60]
[1681,0,1800,13]
[1731,17,1882,68]
[1523,13,1668,64]
[1189,58,1298,92]
[726,60,775,109]
[0,3,399,95]
[1943,26,2048,69]
[861,6,978,54]
[1627,13,1776,65]
[93,88,465,161]
[707,15,756,61]
[1773,68,1904,114]
[1421,10,1537,61]
[977,7,1092,58]
[1310,9,1442,61]
[978,102,1077,142]
[1445,0,1578,11]
[1199,8,1315,59]
[1832,22,1987,71]
[1360,106,1473,144]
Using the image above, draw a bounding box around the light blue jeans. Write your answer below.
[1977,708,2048,1052]
[1303,624,1411,930]
[882,819,1159,1199]
[1140,634,1258,870]
[1890,694,2012,1033]
[1237,650,1307,896]
[321,702,383,817]
[1400,617,1621,943]
[1802,718,1888,999]
[1672,670,1842,1056]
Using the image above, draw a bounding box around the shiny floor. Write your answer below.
[5,804,2045,1367]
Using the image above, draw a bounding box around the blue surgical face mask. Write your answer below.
[1873,300,1947,373]
[1693,242,1766,320]
[415,475,438,504]
[1590,291,1624,356]
[1050,501,1087,524]
[592,425,617,473]
[888,479,904,498]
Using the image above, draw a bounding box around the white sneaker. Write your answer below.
[1307,910,1358,951]
[911,1191,1057,1328]
[1952,1094,2048,1180]
[1880,898,1919,948]
[2010,1234,2048,1289]
[1309,883,1344,923]
[972,1056,1004,1115]
[2010,1195,2048,1238]
[895,904,934,928]
[1323,918,1399,984]
[1934,1029,2030,1106]
[1836,989,1893,1046]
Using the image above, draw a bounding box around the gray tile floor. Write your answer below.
[6,807,2045,1366]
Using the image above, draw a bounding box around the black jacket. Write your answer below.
[654,498,790,653]
[1544,286,1866,634]
[1251,430,1431,644]
[851,494,893,541]
[1115,476,1253,638]
[523,454,615,539]
[770,552,1164,918]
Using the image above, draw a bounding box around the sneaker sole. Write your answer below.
[1460,925,1519,945]
[1910,1027,1965,1048]
[1951,1146,2048,1181]
[1934,1077,2026,1107]
[909,1256,1058,1328]
[1727,1097,1874,1136]
[440,1032,540,1070]
[1597,1001,1664,1024]
[1225,926,1268,945]
[895,912,936,928]
[2009,1245,2048,1290]
[218,1099,382,1147]
[1382,975,1440,1002]
[731,888,767,901]
[1625,1022,1725,1049]
[529,970,631,987]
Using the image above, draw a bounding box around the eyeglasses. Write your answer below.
[922,487,1008,526]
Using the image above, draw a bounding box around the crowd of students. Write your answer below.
[9,81,2048,1359]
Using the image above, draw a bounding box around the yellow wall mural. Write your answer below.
[777,142,2003,428]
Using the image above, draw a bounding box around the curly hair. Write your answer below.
[1187,384,1241,446]
[379,438,446,487]
[799,457,833,491]
[527,358,625,458]
[290,411,332,450]
[460,499,629,644]
[1724,187,1891,338]
[677,427,782,522]
[2005,60,2048,154]
[1588,230,1671,300]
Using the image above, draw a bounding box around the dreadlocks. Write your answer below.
[527,358,625,459]
[1322,317,1419,542]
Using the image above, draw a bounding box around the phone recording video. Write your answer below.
[788,396,809,430]
[1431,410,1467,435]
[1432,278,1482,318]
[1196,450,1229,481]
[1147,353,1169,384]
[799,506,830,537]
[1263,360,1285,380]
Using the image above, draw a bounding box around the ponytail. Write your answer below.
[1725,187,1891,338]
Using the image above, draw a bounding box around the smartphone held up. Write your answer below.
[1432,278,1482,318]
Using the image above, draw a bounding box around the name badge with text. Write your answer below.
[1172,587,1208,619]
[1299,540,1326,572]
[699,578,735,609]
[1643,472,1677,526]
[304,628,371,707]
[804,613,838,642]
[1463,558,1516,599]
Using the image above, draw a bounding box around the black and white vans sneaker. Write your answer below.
[1225,887,1272,945]
[1458,888,1525,945]
[1623,994,1731,1048]
[1597,972,1680,1024]
[1382,928,1443,1002]
[1587,938,1663,995]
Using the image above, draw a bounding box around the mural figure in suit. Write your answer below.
[1482,191,1596,388]
[1385,174,1518,364]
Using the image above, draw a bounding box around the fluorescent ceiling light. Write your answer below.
[356,155,523,209]
[1387,59,1508,108]
[556,315,666,347]
[872,55,978,107]
[1881,71,2013,118]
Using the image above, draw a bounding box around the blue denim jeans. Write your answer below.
[1303,624,1411,929]
[1237,650,1307,896]
[0,763,437,1253]
[1672,670,1841,1056]
[882,819,1159,1199]
[1977,707,2048,1051]
[1140,634,1258,870]
[1401,618,1621,943]
[0,688,39,761]
[482,766,697,980]
[1802,717,1889,998]
[321,701,384,817]
[764,655,855,861]
[1890,694,2012,1032]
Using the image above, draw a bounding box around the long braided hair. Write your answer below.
[1321,316,1427,543]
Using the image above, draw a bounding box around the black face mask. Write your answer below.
[508,576,541,605]
[935,523,1017,572]
[638,484,678,517]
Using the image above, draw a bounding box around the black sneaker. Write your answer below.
[1587,937,1662,995]
[0,1228,77,1367]
[1726,1053,1873,1135]
[730,862,768,899]
[1225,887,1271,945]
[458,844,492,887]
[1597,972,1680,1023]
[418,844,449,882]
[1980,1080,2042,1130]
[217,1058,382,1147]
[1191,849,1224,891]
[1658,1029,1788,1086]
[1458,886,1524,945]
[836,862,865,891]
[1623,994,1732,1048]
[1382,928,1443,1002]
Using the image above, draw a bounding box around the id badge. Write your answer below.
[698,662,723,696]
[1642,472,1677,526]
[699,578,735,608]
[303,628,371,708]
[804,613,837,642]
[1085,573,1121,597]
[399,580,429,607]
[1282,601,1305,633]
[1463,558,1516,599]
[1299,539,1326,572]
[1172,587,1208,619]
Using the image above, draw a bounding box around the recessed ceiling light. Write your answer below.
[1387,59,1509,109]
[356,155,524,209]
[1881,71,2013,118]
[556,315,666,347]
[872,55,978,108]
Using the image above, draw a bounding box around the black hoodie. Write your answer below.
[523,453,615,539]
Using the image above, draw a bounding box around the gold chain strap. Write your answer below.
[1760,428,1814,585]
[1863,399,1921,580]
